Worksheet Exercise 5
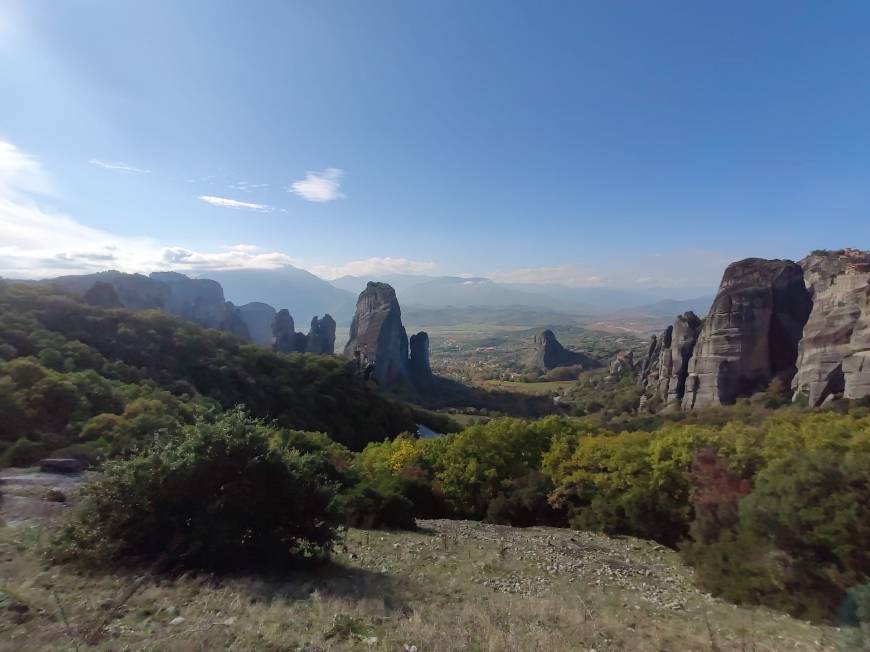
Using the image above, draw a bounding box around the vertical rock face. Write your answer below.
[792,249,870,405]
[344,282,410,386]
[524,330,599,370]
[51,271,251,339]
[149,272,250,339]
[637,312,702,410]
[409,331,433,382]
[272,309,297,353]
[272,309,336,355]
[609,350,635,375]
[638,332,663,390]
[306,314,336,355]
[682,259,811,409]
[663,312,703,409]
[238,302,278,347]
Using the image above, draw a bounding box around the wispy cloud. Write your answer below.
[229,181,270,192]
[0,140,50,196]
[199,195,273,211]
[0,138,297,277]
[310,257,436,280]
[290,168,344,203]
[89,158,151,174]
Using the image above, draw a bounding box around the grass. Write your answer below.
[0,517,844,651]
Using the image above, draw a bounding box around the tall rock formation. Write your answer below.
[681,259,811,409]
[306,314,336,355]
[344,282,410,386]
[609,350,635,375]
[409,331,433,384]
[637,312,703,410]
[272,309,297,353]
[792,249,870,405]
[524,329,599,371]
[663,311,703,408]
[238,302,277,347]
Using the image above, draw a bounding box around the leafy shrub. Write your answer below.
[2,437,49,467]
[341,476,417,530]
[485,470,563,527]
[53,409,340,570]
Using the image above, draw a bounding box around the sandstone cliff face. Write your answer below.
[681,259,811,409]
[51,271,251,339]
[525,330,598,371]
[409,331,433,383]
[609,350,635,375]
[792,250,870,405]
[272,309,297,353]
[663,312,703,409]
[344,282,410,386]
[637,312,702,410]
[306,314,336,355]
[238,302,277,347]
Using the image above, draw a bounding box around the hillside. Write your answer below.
[0,501,838,650]
[0,281,421,456]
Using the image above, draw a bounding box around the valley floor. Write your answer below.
[0,507,841,651]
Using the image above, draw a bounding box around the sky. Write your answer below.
[1,0,869,289]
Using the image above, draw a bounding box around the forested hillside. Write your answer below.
[0,280,425,463]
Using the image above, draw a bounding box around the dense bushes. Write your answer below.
[350,408,870,621]
[54,410,341,570]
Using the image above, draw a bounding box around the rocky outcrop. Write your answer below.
[409,331,433,384]
[664,312,703,408]
[637,312,703,410]
[638,332,665,391]
[306,315,336,355]
[51,271,169,311]
[150,272,246,335]
[609,350,635,376]
[272,309,297,353]
[344,282,410,386]
[238,302,277,347]
[525,330,598,371]
[792,249,870,405]
[681,259,811,409]
[50,270,251,340]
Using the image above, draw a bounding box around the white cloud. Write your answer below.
[289,168,344,203]
[0,138,297,278]
[159,246,298,271]
[310,257,436,280]
[229,181,269,192]
[89,158,151,174]
[199,195,272,211]
[0,140,50,196]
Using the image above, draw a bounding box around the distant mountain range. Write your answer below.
[19,265,716,336]
[332,273,714,317]
[201,267,357,326]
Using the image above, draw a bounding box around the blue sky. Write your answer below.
[1,0,868,287]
